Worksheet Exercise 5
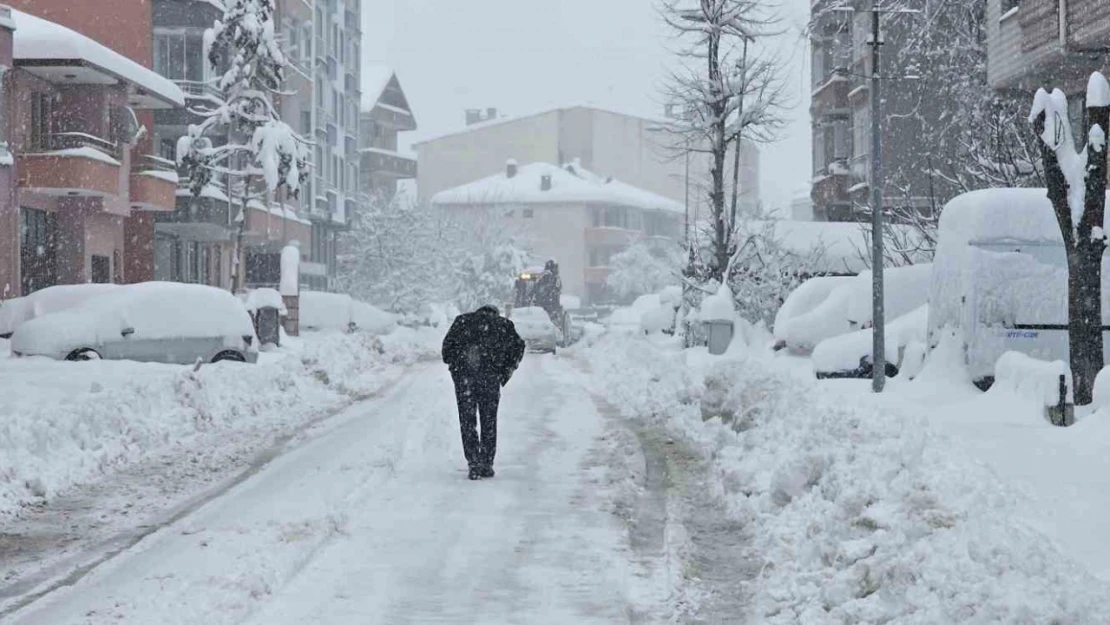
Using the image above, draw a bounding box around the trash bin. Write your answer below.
[254,305,282,347]
[705,319,734,355]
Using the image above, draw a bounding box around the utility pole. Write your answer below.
[868,0,885,393]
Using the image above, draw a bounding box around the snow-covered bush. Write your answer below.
[606,239,682,301]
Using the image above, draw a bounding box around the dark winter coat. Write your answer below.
[442,306,526,384]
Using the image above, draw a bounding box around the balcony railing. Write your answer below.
[175,79,222,100]
[32,131,121,161]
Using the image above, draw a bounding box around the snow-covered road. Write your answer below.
[7,355,673,624]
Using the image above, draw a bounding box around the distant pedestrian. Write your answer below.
[441,305,526,480]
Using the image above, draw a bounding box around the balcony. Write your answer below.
[584,227,637,247]
[130,155,178,211]
[360,148,417,179]
[18,132,122,198]
[811,164,851,207]
[811,74,850,119]
[175,80,222,102]
[987,0,1110,92]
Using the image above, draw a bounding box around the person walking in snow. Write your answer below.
[441,305,526,480]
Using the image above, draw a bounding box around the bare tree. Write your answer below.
[1029,75,1110,405]
[660,0,788,282]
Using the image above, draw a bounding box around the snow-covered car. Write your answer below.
[511,306,561,353]
[0,283,123,338]
[812,304,929,380]
[11,282,259,364]
[299,291,398,334]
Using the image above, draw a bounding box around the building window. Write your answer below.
[91,255,110,284]
[302,23,312,64]
[316,8,324,41]
[523,208,534,219]
[1001,0,1021,12]
[154,31,206,82]
[30,93,52,150]
[316,76,325,107]
[19,207,56,294]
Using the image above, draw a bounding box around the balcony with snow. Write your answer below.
[10,8,184,206]
[129,154,178,211]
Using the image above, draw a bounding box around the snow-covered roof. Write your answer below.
[431,161,684,213]
[361,63,402,113]
[939,188,1110,247]
[12,9,185,109]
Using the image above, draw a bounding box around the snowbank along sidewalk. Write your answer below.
[586,333,1110,623]
[0,328,442,521]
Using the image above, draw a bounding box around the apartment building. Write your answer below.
[987,0,1110,99]
[414,105,760,221]
[304,0,361,291]
[809,0,934,222]
[0,2,184,298]
[431,161,685,305]
[359,64,417,200]
[148,0,360,292]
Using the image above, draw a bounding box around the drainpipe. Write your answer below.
[1059,0,1067,52]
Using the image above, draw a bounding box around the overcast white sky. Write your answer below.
[362,0,812,213]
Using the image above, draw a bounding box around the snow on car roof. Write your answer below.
[11,282,255,356]
[0,283,123,335]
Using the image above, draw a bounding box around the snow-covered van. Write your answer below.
[927,188,1110,387]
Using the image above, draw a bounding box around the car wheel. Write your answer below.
[65,348,101,362]
[212,350,247,363]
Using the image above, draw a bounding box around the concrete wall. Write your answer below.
[987,0,1028,89]
[7,0,153,66]
[416,110,561,200]
[441,201,590,300]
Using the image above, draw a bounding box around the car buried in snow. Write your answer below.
[508,306,562,354]
[10,282,259,364]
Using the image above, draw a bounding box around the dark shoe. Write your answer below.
[468,466,482,480]
[478,465,495,479]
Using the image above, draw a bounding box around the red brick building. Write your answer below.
[0,1,182,298]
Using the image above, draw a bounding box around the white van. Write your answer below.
[927,188,1110,388]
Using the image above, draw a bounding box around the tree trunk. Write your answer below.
[1073,101,1110,404]
[1034,98,1109,405]
[706,23,729,283]
[1069,244,1103,404]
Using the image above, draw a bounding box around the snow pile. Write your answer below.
[0,328,443,519]
[279,243,300,296]
[586,335,1110,622]
[1094,367,1110,410]
[992,351,1072,407]
[640,286,683,335]
[812,304,929,375]
[241,288,286,314]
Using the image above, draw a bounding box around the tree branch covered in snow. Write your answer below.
[336,194,530,313]
[606,238,684,302]
[176,0,310,209]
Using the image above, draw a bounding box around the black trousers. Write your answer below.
[452,372,501,468]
